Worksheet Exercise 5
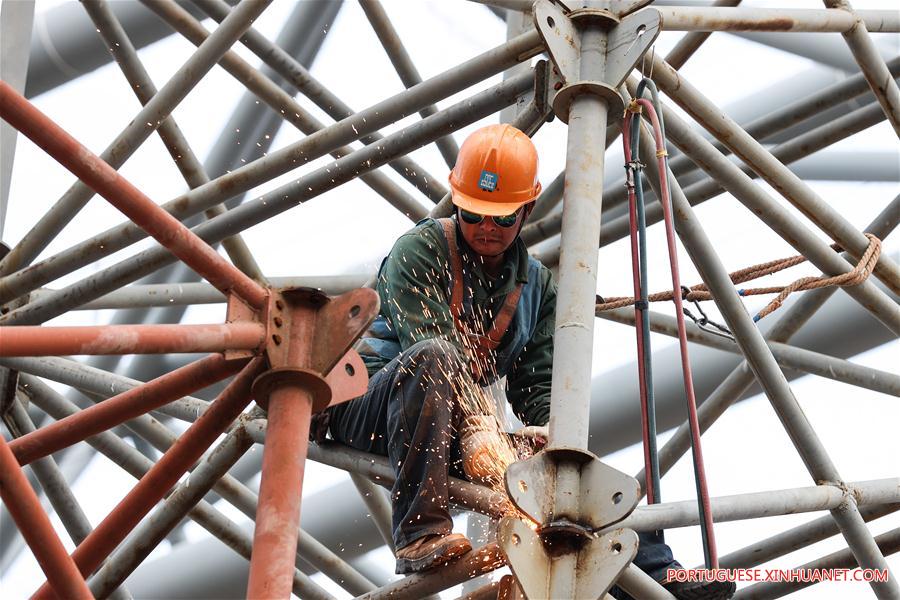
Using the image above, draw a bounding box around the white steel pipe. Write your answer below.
[608,479,900,533]
[824,0,900,135]
[656,7,900,33]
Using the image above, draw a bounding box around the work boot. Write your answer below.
[395,533,472,575]
[610,578,736,600]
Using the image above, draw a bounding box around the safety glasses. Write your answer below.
[458,207,521,228]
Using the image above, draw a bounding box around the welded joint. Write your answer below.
[826,1,888,100]
[556,320,592,331]
[245,287,377,597]
[500,517,639,598]
[845,14,864,35]
[819,479,865,512]
[223,410,262,440]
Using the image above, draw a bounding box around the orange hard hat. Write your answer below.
[449,124,541,216]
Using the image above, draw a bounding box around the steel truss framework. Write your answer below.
[0,0,897,599]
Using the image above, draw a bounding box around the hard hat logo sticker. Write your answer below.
[478,170,498,192]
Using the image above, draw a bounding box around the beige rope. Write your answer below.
[596,234,882,321]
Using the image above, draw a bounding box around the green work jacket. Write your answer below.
[358,217,556,427]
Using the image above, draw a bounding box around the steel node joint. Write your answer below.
[499,446,643,597]
[245,285,377,597]
[249,286,378,414]
[534,0,661,122]
[538,518,594,557]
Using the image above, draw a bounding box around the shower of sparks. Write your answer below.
[380,245,539,526]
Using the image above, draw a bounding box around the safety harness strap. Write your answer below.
[437,218,522,352]
[439,218,466,322]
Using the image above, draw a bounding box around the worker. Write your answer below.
[321,124,735,599]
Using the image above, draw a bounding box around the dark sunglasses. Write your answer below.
[459,208,521,228]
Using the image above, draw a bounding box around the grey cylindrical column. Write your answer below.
[548,30,609,450]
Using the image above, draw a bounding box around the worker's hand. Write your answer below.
[514,425,549,450]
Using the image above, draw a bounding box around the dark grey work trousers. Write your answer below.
[328,338,465,549]
[327,337,678,582]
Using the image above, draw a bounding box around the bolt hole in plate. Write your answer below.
[612,491,623,504]
[546,15,555,28]
[512,533,521,546]
[611,541,622,554]
[518,480,528,493]
[344,362,355,376]
[350,304,360,318]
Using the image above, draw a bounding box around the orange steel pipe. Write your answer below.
[0,437,93,600]
[9,354,246,466]
[0,81,267,310]
[246,386,314,598]
[247,294,318,598]
[31,357,265,600]
[0,322,265,357]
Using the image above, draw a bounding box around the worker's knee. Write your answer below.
[393,339,464,425]
[402,338,465,373]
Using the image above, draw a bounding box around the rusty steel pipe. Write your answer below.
[0,81,268,310]
[247,289,322,598]
[0,0,273,278]
[30,357,264,600]
[0,436,93,600]
[13,372,330,600]
[9,354,246,466]
[246,386,315,599]
[0,322,265,357]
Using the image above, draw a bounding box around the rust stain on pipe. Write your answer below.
[29,357,264,600]
[696,17,796,31]
[0,438,93,599]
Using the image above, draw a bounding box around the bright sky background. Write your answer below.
[2,0,898,598]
